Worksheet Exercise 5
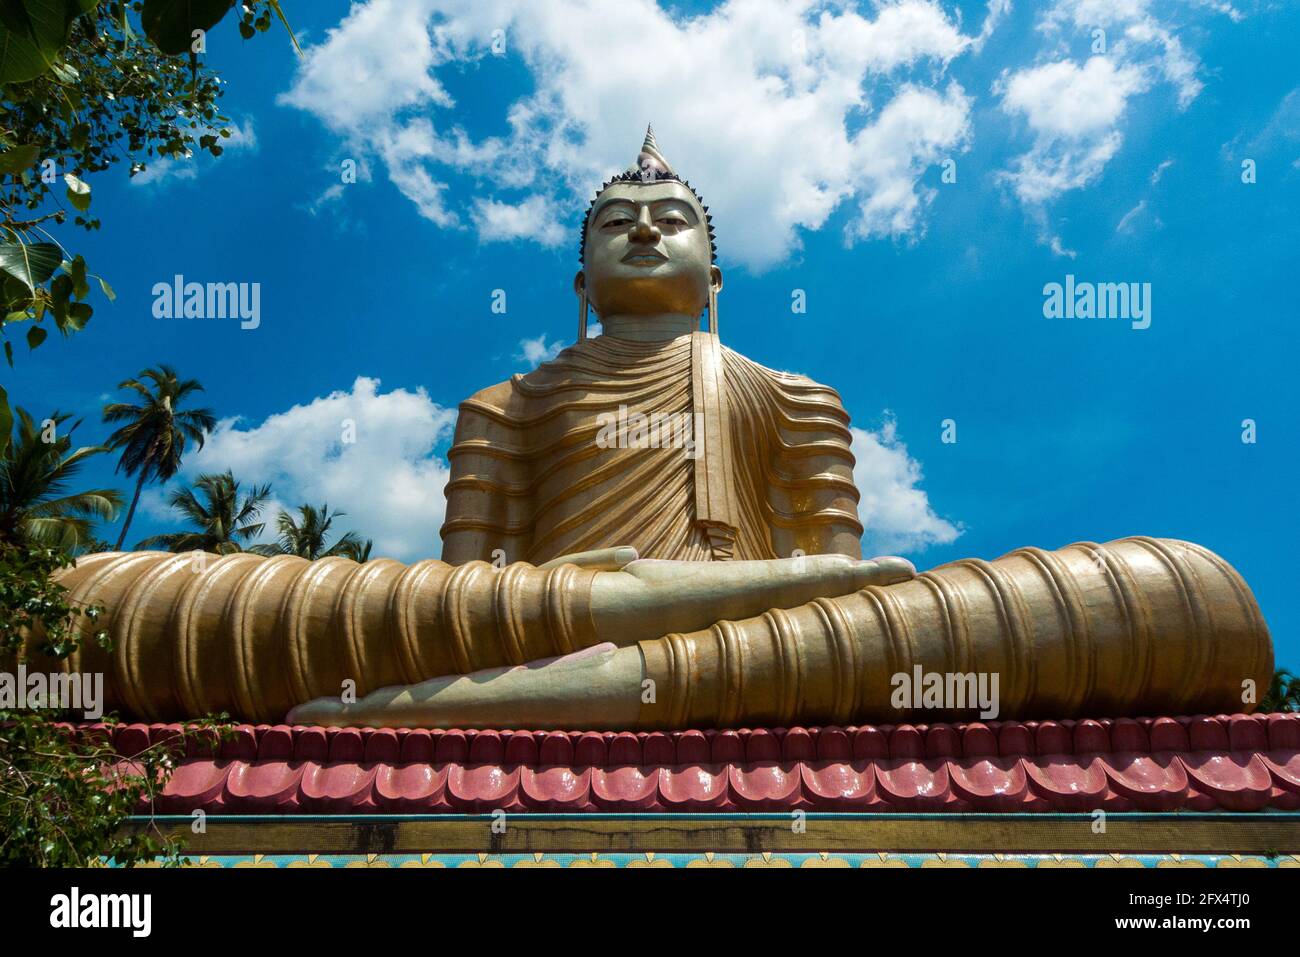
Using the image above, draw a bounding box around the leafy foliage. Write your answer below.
[251,503,372,562]
[0,710,230,866]
[136,468,270,553]
[0,536,231,867]
[0,0,296,453]
[0,407,121,550]
[1260,669,1300,713]
[0,537,103,660]
[0,0,292,867]
[103,364,215,548]
[0,0,99,85]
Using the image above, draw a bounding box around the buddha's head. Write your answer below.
[576,127,722,330]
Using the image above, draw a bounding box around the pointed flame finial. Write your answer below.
[632,123,674,177]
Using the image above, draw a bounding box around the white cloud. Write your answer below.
[515,333,564,368]
[131,119,259,186]
[998,0,1242,251]
[997,57,1147,211]
[851,413,961,556]
[1149,157,1174,184]
[1040,0,1210,107]
[1001,57,1146,139]
[472,195,567,246]
[279,0,452,130]
[279,0,996,268]
[1239,86,1300,158]
[145,377,455,562]
[1115,198,1146,233]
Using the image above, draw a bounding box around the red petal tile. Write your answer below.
[1025,754,1108,810]
[374,762,448,811]
[800,760,875,807]
[876,758,952,809]
[659,764,729,809]
[592,765,660,810]
[224,760,305,811]
[521,765,592,810]
[1180,753,1274,811]
[948,757,1028,809]
[728,762,800,809]
[299,761,378,811]
[1101,753,1189,810]
[446,763,520,811]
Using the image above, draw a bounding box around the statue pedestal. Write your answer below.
[102,714,1300,867]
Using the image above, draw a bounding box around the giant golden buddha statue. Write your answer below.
[31,129,1271,731]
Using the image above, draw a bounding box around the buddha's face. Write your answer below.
[580,180,721,318]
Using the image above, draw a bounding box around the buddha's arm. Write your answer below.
[295,537,1273,730]
[35,549,908,723]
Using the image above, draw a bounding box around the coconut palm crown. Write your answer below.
[136,470,270,555]
[103,365,216,549]
[0,409,122,550]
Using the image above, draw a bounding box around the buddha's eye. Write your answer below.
[602,217,633,228]
[657,216,688,227]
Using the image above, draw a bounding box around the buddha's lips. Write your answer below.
[621,248,667,264]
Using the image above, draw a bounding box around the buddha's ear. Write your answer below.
[573,270,586,295]
[710,265,723,294]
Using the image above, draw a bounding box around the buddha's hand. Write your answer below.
[588,552,915,645]
[285,553,914,729]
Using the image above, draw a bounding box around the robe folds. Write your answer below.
[440,332,865,565]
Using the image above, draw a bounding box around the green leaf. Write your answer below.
[67,254,88,299]
[0,243,61,293]
[64,172,90,211]
[3,340,12,368]
[50,273,71,330]
[96,275,115,301]
[0,385,10,456]
[64,300,91,332]
[0,144,40,175]
[0,0,84,83]
[267,0,302,56]
[25,324,46,349]
[141,0,235,56]
[49,58,77,82]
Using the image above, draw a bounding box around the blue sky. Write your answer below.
[10,0,1298,667]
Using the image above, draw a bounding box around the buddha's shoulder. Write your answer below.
[721,345,848,407]
[461,339,614,414]
[459,378,515,415]
[458,348,578,416]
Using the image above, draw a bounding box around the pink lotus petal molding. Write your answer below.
[79,713,1300,815]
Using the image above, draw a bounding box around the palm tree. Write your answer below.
[103,365,216,549]
[1261,669,1300,713]
[136,471,270,554]
[0,409,122,550]
[251,503,372,562]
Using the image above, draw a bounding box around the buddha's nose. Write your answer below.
[631,205,660,243]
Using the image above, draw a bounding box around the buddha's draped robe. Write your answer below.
[440,332,864,565]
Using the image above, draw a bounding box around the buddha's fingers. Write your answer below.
[589,554,915,644]
[285,643,644,731]
[536,546,639,571]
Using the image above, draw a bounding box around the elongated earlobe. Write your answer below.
[575,271,588,341]
[708,265,723,337]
